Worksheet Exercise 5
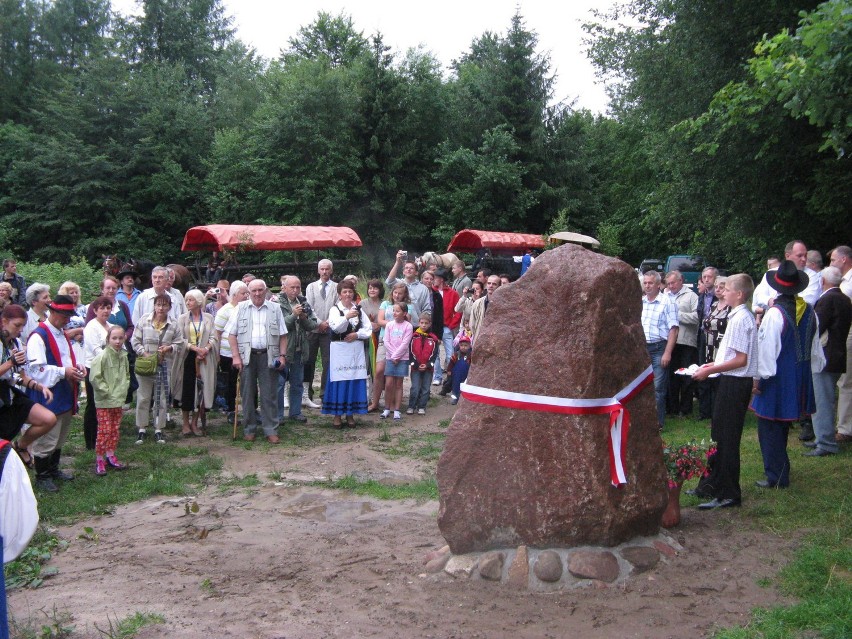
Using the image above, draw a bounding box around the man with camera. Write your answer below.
[280,276,318,423]
[385,250,431,324]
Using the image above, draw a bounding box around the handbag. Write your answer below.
[135,327,165,377]
[134,352,158,376]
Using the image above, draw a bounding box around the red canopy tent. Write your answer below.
[181,225,362,252]
[446,229,545,254]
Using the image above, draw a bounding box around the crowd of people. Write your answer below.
[0,253,509,490]
[2,241,849,502]
[641,240,852,510]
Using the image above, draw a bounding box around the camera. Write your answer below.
[297,295,313,317]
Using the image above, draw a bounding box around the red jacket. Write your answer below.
[436,284,461,331]
[409,330,440,369]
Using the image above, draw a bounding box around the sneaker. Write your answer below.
[95,459,107,476]
[380,410,390,419]
[417,408,426,415]
[154,431,165,444]
[106,455,127,470]
[451,397,458,405]
[406,408,414,415]
[393,411,401,421]
[135,431,146,445]
[432,379,442,386]
[450,394,458,401]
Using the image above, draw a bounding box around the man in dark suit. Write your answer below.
[806,266,852,456]
[696,267,719,418]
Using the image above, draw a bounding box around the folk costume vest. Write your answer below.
[27,323,78,415]
[751,303,816,421]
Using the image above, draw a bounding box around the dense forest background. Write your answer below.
[0,0,849,274]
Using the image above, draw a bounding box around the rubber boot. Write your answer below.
[49,448,74,481]
[302,384,320,409]
[34,455,58,492]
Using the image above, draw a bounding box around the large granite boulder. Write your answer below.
[437,244,667,554]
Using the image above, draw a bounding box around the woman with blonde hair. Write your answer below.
[0,282,12,309]
[171,289,218,436]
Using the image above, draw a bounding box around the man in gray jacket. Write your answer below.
[665,270,699,417]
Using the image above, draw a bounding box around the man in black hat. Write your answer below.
[751,260,824,490]
[25,294,86,492]
[116,268,141,317]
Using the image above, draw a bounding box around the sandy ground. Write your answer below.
[9,397,794,639]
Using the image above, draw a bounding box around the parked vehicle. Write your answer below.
[665,255,705,292]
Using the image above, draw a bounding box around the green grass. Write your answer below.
[38,429,223,524]
[663,412,851,639]
[93,611,166,639]
[370,430,446,461]
[313,474,439,501]
[4,413,224,593]
[8,604,75,638]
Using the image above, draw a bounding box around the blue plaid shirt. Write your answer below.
[642,294,679,343]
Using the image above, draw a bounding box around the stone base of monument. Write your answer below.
[421,534,683,591]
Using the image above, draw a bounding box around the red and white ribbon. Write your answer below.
[460,365,654,487]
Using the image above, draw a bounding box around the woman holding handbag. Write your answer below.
[131,294,183,444]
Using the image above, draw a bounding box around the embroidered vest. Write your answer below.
[28,323,78,415]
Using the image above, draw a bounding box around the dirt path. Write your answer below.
[9,399,793,638]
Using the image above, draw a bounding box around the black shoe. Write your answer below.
[35,477,59,493]
[49,449,74,481]
[52,468,75,481]
[803,448,834,457]
[755,480,787,489]
[135,431,146,445]
[802,441,818,448]
[697,497,741,509]
[798,425,815,441]
[289,414,308,423]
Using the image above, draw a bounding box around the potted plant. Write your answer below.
[661,440,716,527]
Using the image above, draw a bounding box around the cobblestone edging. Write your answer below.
[421,534,683,591]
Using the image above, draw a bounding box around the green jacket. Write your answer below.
[89,346,130,409]
[280,295,318,360]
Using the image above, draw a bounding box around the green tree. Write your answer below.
[427,125,535,248]
[283,10,368,68]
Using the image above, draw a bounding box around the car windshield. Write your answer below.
[668,256,704,272]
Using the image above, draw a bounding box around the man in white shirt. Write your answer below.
[133,266,182,323]
[224,280,287,443]
[829,245,852,443]
[303,259,338,407]
[27,295,86,492]
[754,240,822,315]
